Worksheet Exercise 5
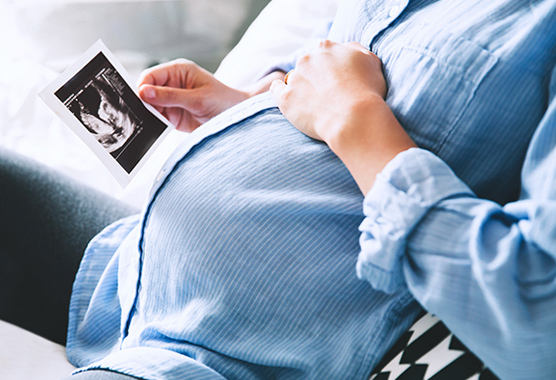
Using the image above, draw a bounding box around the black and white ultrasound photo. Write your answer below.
[54,51,168,174]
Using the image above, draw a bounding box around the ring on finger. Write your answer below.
[284,69,294,85]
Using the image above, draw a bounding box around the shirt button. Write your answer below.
[389,5,400,18]
[156,169,167,182]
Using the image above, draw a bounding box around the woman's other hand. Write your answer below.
[137,60,250,133]
[271,40,386,141]
[270,41,416,195]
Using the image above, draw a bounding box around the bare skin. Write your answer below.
[137,41,415,195]
[270,40,416,195]
[137,60,284,133]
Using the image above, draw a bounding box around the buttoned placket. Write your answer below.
[389,4,401,18]
[118,93,278,344]
[360,0,410,51]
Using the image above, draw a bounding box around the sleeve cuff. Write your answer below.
[356,148,474,293]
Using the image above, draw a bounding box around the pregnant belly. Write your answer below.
[132,108,394,365]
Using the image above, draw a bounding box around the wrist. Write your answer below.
[242,70,287,98]
[215,70,287,119]
[326,94,403,157]
[326,95,416,195]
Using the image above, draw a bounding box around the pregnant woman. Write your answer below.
[1,0,555,379]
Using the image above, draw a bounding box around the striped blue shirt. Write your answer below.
[66,0,556,379]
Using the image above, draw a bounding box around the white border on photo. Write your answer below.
[39,39,174,187]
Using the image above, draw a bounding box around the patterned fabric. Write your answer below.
[358,90,556,379]
[369,313,499,380]
[66,0,556,379]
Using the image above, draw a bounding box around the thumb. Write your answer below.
[139,84,198,109]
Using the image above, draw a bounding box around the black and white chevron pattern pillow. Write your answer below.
[369,313,500,380]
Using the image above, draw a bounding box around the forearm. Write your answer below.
[326,95,416,195]
[242,70,287,98]
[357,148,556,380]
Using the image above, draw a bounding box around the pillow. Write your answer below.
[0,320,75,380]
[369,312,499,380]
[214,0,339,88]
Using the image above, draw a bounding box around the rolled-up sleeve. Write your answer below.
[356,148,474,293]
[356,72,556,379]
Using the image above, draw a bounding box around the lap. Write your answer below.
[0,147,137,344]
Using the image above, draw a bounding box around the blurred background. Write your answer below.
[0,0,339,209]
[0,0,271,206]
[2,0,271,74]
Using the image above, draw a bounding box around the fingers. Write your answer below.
[137,65,169,88]
[136,58,194,87]
[315,39,369,53]
[270,79,288,108]
[345,41,373,54]
[139,84,157,100]
[139,84,199,110]
[270,78,296,124]
[314,40,377,62]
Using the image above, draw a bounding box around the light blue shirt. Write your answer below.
[66,1,556,379]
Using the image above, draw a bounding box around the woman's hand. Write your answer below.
[271,40,387,142]
[138,60,278,133]
[270,40,416,195]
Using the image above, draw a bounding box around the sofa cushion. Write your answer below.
[0,320,76,380]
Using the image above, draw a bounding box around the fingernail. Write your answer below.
[143,86,155,99]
